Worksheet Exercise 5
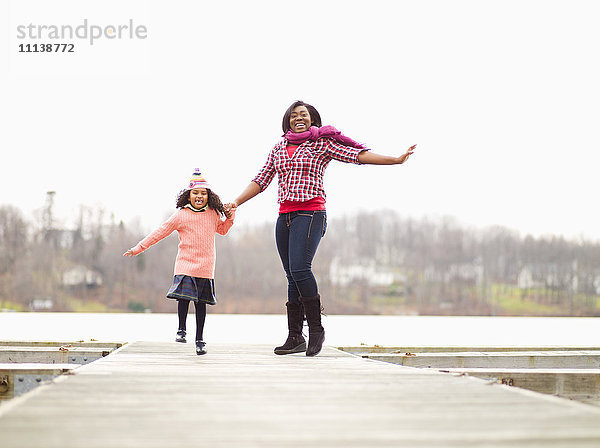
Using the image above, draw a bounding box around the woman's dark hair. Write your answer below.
[281,100,322,135]
[176,188,226,216]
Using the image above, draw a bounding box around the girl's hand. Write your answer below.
[396,144,417,164]
[224,208,233,219]
[123,249,135,257]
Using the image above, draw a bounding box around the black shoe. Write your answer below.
[196,340,207,355]
[175,330,187,343]
[274,335,306,355]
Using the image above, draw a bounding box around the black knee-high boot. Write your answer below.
[300,295,325,357]
[274,301,306,355]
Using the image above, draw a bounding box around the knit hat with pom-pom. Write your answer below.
[187,168,210,190]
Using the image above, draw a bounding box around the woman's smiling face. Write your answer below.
[289,105,312,133]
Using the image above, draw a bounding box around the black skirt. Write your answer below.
[166,275,216,305]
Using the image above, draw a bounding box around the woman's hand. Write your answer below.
[358,144,417,165]
[123,249,135,257]
[395,144,417,164]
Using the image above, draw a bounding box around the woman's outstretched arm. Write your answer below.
[358,144,416,165]
[227,181,262,210]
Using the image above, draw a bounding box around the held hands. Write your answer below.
[224,201,238,214]
[222,201,238,219]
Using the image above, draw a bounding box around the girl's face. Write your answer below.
[189,188,208,209]
[289,105,312,133]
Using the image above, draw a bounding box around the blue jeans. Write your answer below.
[275,211,327,303]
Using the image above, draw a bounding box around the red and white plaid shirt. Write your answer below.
[252,137,366,203]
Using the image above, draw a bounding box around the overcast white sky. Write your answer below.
[2,0,599,240]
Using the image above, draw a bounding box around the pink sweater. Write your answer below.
[131,208,234,279]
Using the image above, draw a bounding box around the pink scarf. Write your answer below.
[285,125,367,149]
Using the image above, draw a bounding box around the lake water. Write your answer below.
[1,312,599,347]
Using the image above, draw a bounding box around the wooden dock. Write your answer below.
[1,341,600,447]
[0,364,78,401]
[0,346,113,364]
[436,368,600,403]
[361,350,600,369]
[338,345,600,354]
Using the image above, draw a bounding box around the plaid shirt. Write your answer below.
[253,137,365,203]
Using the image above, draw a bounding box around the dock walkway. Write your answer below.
[1,341,600,447]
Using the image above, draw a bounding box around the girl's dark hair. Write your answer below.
[176,188,226,216]
[281,100,322,135]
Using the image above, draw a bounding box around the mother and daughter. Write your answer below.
[124,100,415,357]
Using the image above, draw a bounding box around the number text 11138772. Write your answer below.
[18,43,75,53]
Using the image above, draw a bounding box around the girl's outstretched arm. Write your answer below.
[358,144,416,165]
[122,212,179,257]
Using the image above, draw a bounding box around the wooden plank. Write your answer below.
[437,367,600,398]
[339,345,600,354]
[0,363,77,372]
[364,351,600,369]
[0,347,112,364]
[0,364,78,401]
[0,342,600,447]
[0,340,124,349]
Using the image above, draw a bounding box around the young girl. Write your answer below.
[123,169,234,355]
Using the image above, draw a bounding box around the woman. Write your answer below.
[226,100,415,357]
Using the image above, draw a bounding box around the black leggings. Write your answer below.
[177,299,207,342]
